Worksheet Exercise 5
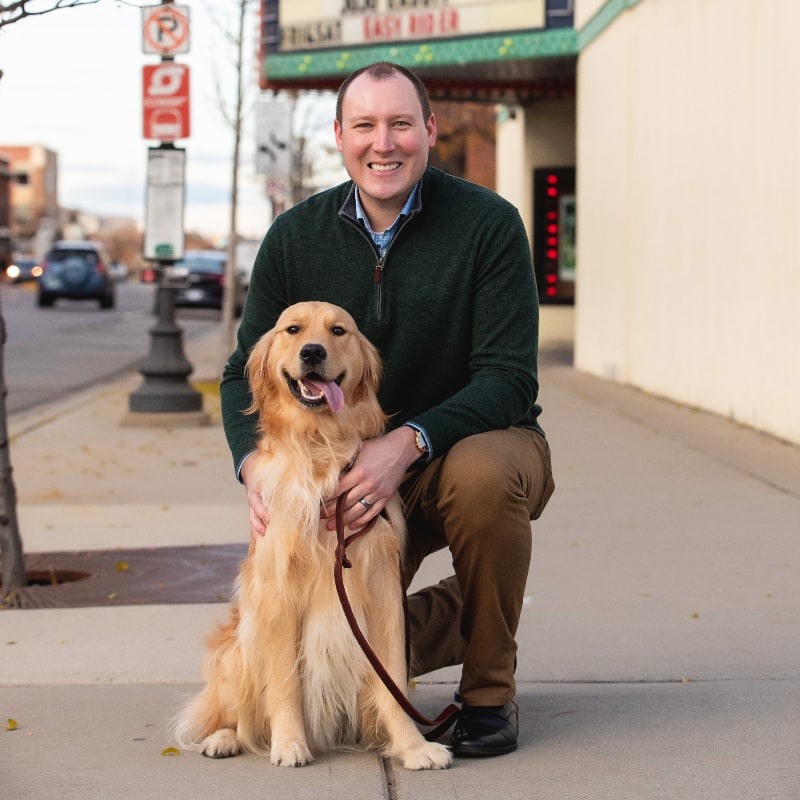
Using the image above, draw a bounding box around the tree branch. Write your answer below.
[0,0,103,30]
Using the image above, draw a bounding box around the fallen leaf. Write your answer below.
[116,562,129,572]
[162,747,181,756]
[6,718,18,731]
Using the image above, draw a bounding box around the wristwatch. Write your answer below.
[412,428,429,458]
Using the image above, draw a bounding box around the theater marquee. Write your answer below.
[276,0,546,52]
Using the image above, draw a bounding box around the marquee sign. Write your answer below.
[276,0,546,52]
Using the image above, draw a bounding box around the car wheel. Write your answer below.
[38,293,55,308]
[99,294,115,309]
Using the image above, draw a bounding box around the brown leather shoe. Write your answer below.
[450,700,518,757]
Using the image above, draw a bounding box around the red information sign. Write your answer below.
[142,63,190,141]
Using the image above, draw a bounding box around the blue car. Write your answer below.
[37,241,116,309]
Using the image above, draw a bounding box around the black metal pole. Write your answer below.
[127,273,203,415]
[128,7,202,421]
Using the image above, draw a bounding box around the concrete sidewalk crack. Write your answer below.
[380,755,398,800]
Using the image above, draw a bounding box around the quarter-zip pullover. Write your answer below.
[221,167,544,474]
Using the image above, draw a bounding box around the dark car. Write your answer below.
[5,258,43,283]
[168,250,246,313]
[38,241,116,309]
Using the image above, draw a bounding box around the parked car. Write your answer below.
[168,250,246,314]
[37,241,116,309]
[108,261,129,281]
[5,258,43,283]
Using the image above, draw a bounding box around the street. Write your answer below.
[1,281,222,414]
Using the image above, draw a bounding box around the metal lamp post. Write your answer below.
[125,3,206,424]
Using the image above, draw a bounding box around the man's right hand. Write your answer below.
[241,457,270,536]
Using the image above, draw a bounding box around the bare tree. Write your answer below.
[220,0,249,364]
[199,0,256,369]
[0,0,100,30]
[0,0,116,595]
[0,292,24,595]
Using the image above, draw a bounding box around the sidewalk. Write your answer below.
[2,307,799,799]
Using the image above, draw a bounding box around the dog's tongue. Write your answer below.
[304,378,344,413]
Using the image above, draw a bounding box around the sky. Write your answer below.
[0,0,345,243]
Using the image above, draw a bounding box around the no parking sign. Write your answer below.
[142,3,190,55]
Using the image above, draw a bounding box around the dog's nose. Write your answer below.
[300,343,327,365]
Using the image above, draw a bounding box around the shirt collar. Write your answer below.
[354,182,420,237]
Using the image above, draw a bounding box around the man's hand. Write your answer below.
[241,456,270,536]
[323,426,422,530]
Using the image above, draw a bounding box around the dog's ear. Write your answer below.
[245,329,276,412]
[355,331,383,397]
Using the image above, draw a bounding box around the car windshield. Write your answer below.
[49,249,97,265]
[175,256,225,274]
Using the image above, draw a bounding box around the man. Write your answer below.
[221,62,554,757]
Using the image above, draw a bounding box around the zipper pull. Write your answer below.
[374,262,383,284]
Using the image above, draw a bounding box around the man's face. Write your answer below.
[334,72,437,226]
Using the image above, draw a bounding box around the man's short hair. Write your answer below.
[335,62,432,124]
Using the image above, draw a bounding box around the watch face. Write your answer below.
[416,431,428,453]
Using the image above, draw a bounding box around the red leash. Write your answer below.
[334,495,459,741]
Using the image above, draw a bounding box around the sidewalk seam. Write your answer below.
[380,756,398,800]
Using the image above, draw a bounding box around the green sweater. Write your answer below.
[220,167,543,474]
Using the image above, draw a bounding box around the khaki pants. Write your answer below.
[401,427,554,707]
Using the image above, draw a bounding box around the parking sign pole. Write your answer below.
[126,1,205,423]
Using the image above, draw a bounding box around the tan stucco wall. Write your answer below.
[574,0,610,29]
[496,106,530,234]
[575,0,800,443]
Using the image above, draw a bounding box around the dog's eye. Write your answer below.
[287,325,300,335]
[331,326,345,337]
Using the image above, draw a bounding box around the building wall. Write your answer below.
[526,96,576,248]
[575,0,800,443]
[496,95,576,248]
[0,145,59,244]
[496,107,529,235]
[575,0,610,29]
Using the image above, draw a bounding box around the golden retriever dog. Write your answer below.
[173,301,451,770]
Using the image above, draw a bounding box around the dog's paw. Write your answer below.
[398,741,452,770]
[270,736,314,767]
[199,728,241,758]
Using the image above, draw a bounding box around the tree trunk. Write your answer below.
[1,0,139,596]
[0,294,26,595]
[219,0,248,371]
